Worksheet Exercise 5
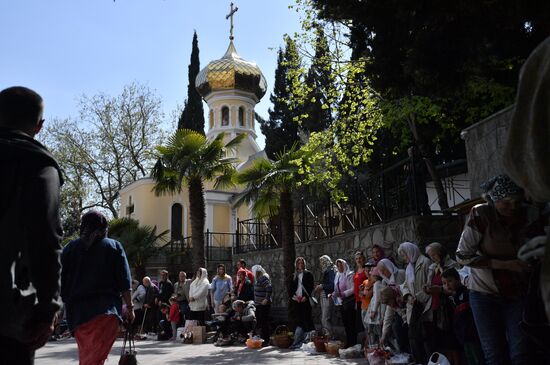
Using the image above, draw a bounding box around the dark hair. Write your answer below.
[217,264,225,269]
[372,245,383,251]
[0,86,43,128]
[441,268,460,281]
[161,303,170,310]
[238,259,246,267]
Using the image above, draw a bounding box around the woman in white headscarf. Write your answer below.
[376,258,407,352]
[331,258,356,348]
[377,258,405,286]
[398,241,432,364]
[188,267,210,325]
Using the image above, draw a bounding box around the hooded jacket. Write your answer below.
[0,128,63,342]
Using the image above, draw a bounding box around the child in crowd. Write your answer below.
[168,296,181,341]
[158,303,173,341]
[365,267,384,349]
[360,264,375,330]
[441,268,485,365]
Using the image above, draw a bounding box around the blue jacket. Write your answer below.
[61,237,132,332]
[321,267,336,294]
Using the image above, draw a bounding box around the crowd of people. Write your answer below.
[128,260,273,346]
[119,175,546,365]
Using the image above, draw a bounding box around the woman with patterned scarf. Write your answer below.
[456,174,546,365]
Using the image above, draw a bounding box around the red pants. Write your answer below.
[75,314,119,365]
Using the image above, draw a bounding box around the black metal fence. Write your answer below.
[159,156,435,257]
[235,156,431,253]
[160,230,234,269]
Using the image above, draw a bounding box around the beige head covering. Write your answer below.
[504,36,550,202]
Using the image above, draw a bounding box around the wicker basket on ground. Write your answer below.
[326,340,343,356]
[272,325,292,349]
[311,328,330,352]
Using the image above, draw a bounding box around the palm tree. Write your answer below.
[152,129,244,269]
[234,145,307,287]
[109,218,169,280]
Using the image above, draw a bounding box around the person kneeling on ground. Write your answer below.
[214,300,256,346]
[157,303,173,341]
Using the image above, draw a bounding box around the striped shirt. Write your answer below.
[254,275,272,305]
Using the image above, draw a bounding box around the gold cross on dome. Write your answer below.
[226,2,239,41]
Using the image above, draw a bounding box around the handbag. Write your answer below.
[119,325,137,365]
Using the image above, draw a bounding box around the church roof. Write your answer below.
[195,41,267,100]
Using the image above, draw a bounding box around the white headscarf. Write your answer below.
[335,258,351,278]
[251,264,269,280]
[190,267,209,292]
[399,242,421,290]
[377,258,399,285]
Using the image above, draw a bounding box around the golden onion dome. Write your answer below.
[195,41,267,100]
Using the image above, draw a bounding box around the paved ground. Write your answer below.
[35,339,365,365]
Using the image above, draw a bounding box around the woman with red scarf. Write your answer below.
[235,269,254,302]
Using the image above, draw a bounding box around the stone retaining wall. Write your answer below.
[235,214,462,309]
[462,105,514,198]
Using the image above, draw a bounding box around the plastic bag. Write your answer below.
[339,344,362,358]
[387,353,411,365]
[427,352,451,365]
[301,342,319,355]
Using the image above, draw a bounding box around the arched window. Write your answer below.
[238,106,245,127]
[209,110,214,129]
[171,203,183,240]
[221,106,229,126]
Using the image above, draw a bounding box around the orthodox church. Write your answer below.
[119,14,267,250]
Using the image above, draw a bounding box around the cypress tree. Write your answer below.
[302,27,334,134]
[260,37,302,159]
[178,31,205,133]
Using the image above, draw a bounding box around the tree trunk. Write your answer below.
[406,114,449,211]
[280,190,295,295]
[135,264,146,282]
[188,176,206,270]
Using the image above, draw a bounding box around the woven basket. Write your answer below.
[246,338,263,349]
[326,340,342,356]
[272,325,292,349]
[311,329,329,352]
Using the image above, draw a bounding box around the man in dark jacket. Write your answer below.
[157,269,174,305]
[0,86,63,365]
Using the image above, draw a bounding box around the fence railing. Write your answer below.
[160,230,234,265]
[158,156,444,256]
[235,156,434,253]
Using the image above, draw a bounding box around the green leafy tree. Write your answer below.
[152,129,244,269]
[41,83,166,218]
[260,37,303,159]
[178,31,205,133]
[235,145,308,289]
[109,218,169,280]
[308,0,550,161]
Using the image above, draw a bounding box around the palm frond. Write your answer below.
[224,133,246,151]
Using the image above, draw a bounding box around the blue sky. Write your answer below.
[0,1,302,148]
